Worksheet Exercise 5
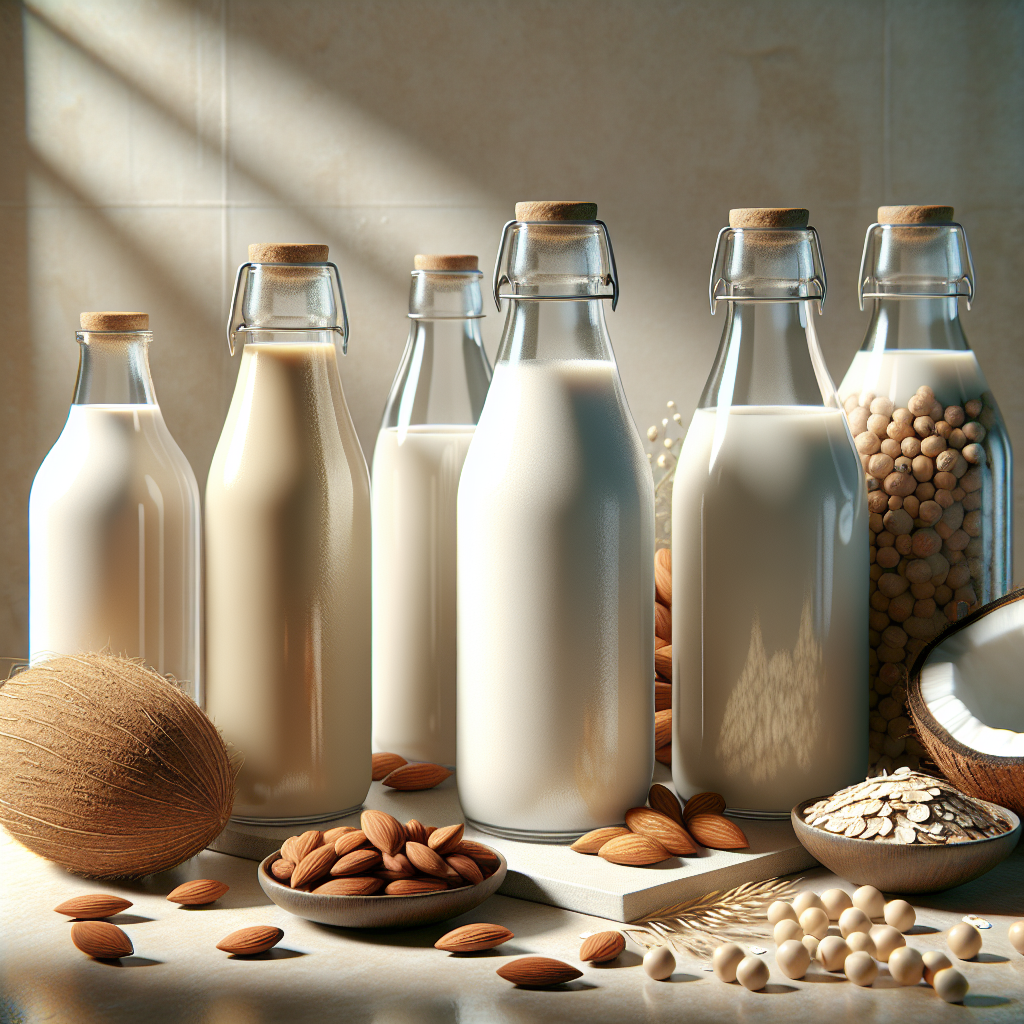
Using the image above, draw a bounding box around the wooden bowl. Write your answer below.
[257,848,507,929]
[791,796,1019,894]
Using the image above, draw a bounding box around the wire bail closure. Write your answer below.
[491,219,620,311]
[226,261,350,356]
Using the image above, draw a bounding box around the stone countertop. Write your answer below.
[1,832,1022,1023]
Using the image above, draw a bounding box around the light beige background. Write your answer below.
[1,0,1021,664]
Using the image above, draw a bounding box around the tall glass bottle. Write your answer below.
[29,312,201,701]
[205,244,371,824]
[837,206,1013,774]
[458,202,655,841]
[372,255,491,767]
[672,209,868,816]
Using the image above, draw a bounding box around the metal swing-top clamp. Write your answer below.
[491,219,620,311]
[226,261,350,357]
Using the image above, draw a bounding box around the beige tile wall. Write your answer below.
[1,0,1021,662]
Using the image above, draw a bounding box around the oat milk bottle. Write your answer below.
[372,255,491,767]
[837,206,1013,775]
[458,202,655,841]
[205,244,371,824]
[29,312,202,700]
[672,209,868,816]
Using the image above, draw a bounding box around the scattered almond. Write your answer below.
[361,809,406,856]
[334,829,369,857]
[405,841,449,879]
[654,708,673,750]
[216,925,283,956]
[372,751,408,780]
[281,829,323,865]
[323,825,358,845]
[291,844,338,888]
[427,823,464,856]
[580,930,626,963]
[598,833,671,866]
[385,878,447,895]
[70,921,133,959]
[313,877,383,896]
[625,807,696,856]
[654,601,672,643]
[435,923,514,952]
[166,880,229,906]
[654,681,672,712]
[497,957,583,987]
[446,853,483,885]
[54,895,132,920]
[686,813,749,850]
[648,784,683,825]
[654,546,672,605]
[330,848,382,877]
[681,792,727,823]
[654,645,672,680]
[570,826,631,854]
[381,761,453,791]
[654,745,672,766]
[270,859,295,882]
[404,819,428,844]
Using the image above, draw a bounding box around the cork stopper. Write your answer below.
[248,243,329,263]
[80,312,149,331]
[515,201,598,222]
[877,205,954,224]
[414,254,479,271]
[729,208,809,229]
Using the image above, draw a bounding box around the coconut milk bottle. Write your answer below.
[372,255,491,767]
[29,312,201,701]
[672,209,868,816]
[205,244,371,824]
[458,202,655,841]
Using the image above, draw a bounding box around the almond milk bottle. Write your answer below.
[205,244,371,824]
[672,209,868,816]
[29,312,201,700]
[458,203,655,841]
[372,255,491,767]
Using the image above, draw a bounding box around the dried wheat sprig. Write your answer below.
[623,877,800,960]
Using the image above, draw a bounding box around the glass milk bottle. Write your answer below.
[372,255,491,767]
[205,244,371,824]
[458,202,655,841]
[837,206,1013,774]
[672,209,868,816]
[29,312,202,700]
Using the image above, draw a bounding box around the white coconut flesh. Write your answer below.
[920,599,1024,758]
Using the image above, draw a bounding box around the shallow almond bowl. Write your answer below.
[792,796,1019,894]
[257,848,507,928]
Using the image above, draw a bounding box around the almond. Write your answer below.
[648,783,683,825]
[455,839,500,871]
[681,792,727,823]
[334,829,369,857]
[654,645,672,680]
[270,858,295,882]
[216,925,283,956]
[496,957,583,987]
[445,853,483,885]
[313,877,383,896]
[655,635,669,650]
[54,894,133,920]
[330,848,382,876]
[654,708,672,750]
[427,823,464,855]
[654,681,672,712]
[624,807,696,856]
[404,818,428,845]
[291,843,338,888]
[405,841,449,879]
[371,751,408,781]
[686,813,748,850]
[323,825,358,845]
[598,833,671,866]
[570,826,631,854]
[381,761,453,791]
[580,930,626,963]
[385,878,447,895]
[380,852,415,878]
[655,744,672,766]
[70,921,133,959]
[435,923,514,952]
[281,829,323,865]
[166,879,230,906]
[360,809,405,856]
[654,601,672,643]
[654,546,672,606]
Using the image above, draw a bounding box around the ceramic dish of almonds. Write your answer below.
[257,810,507,929]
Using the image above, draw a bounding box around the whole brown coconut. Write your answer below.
[0,654,234,878]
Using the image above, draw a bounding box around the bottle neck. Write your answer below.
[496,299,615,364]
[72,332,158,405]
[699,301,837,410]
[862,297,969,353]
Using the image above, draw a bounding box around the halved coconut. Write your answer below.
[908,587,1024,816]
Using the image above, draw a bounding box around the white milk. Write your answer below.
[457,359,655,839]
[205,341,372,823]
[371,425,475,766]
[840,349,989,407]
[29,405,200,697]
[671,406,868,815]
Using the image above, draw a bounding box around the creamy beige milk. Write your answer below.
[840,349,988,407]
[457,359,655,839]
[371,425,474,766]
[205,342,371,823]
[29,405,201,698]
[671,406,868,815]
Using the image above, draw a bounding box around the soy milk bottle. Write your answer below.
[29,312,201,700]
[372,255,491,767]
[458,202,655,841]
[205,244,371,823]
[672,209,868,816]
